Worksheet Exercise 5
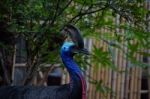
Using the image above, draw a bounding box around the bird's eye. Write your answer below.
[64,47,66,50]
[71,46,76,49]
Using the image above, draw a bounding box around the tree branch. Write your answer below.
[108,2,132,22]
[40,0,73,30]
[68,5,108,24]
[57,0,73,16]
[49,0,61,26]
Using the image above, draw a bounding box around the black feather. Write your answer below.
[0,85,70,99]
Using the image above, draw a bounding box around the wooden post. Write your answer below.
[137,54,142,99]
[129,66,135,99]
[11,44,16,85]
[148,50,150,99]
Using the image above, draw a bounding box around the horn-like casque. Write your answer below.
[61,24,84,49]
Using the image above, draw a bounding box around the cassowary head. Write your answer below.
[61,24,89,56]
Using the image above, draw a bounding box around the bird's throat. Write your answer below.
[61,54,86,99]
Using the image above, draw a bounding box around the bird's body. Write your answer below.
[0,85,69,99]
[0,42,87,99]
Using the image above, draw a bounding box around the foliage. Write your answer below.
[0,0,149,94]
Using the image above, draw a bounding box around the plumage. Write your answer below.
[0,85,70,99]
[0,25,88,99]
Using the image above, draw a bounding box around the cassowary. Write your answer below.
[0,24,89,99]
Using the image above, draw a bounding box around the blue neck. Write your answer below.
[60,43,87,99]
[60,52,82,90]
[61,54,81,74]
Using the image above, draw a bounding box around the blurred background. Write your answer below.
[0,0,150,99]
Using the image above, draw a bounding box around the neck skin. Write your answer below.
[61,52,86,99]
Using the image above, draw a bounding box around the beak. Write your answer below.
[72,48,90,55]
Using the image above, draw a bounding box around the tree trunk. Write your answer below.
[0,21,16,86]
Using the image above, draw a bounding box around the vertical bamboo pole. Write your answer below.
[97,64,101,99]
[133,67,138,99]
[108,18,116,99]
[137,67,142,99]
[61,69,66,84]
[137,54,142,99]
[100,66,104,98]
[116,47,122,99]
[124,60,129,99]
[112,47,118,99]
[86,38,92,99]
[148,50,150,99]
[120,46,126,99]
[112,14,120,99]
[111,47,117,99]
[99,39,103,99]
[102,39,107,99]
[93,65,97,99]
[129,67,135,99]
[92,39,97,99]
[148,61,150,99]
[123,58,129,99]
[88,60,93,99]
[101,31,105,99]
[87,39,93,99]
[146,1,150,99]
[123,20,131,99]
[90,39,96,99]
[97,40,102,99]
[107,69,112,99]
[88,59,94,99]
[119,18,128,99]
[11,44,16,85]
[104,28,110,99]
